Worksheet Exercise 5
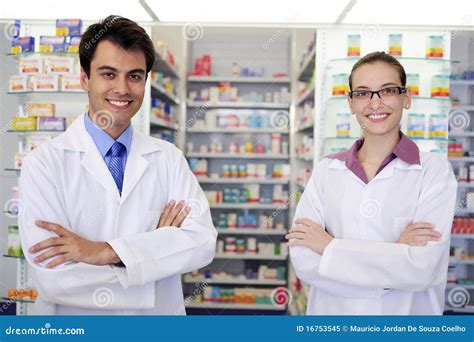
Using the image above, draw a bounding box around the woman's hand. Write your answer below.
[286,218,334,255]
[396,222,441,246]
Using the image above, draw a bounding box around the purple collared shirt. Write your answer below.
[327,132,421,184]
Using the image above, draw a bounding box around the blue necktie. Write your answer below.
[108,142,125,194]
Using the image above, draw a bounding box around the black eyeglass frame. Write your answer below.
[348,86,408,99]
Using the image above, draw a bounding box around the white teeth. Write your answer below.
[109,100,130,107]
[368,113,388,120]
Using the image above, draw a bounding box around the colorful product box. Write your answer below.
[7,226,23,257]
[19,56,43,74]
[38,117,66,131]
[9,75,32,92]
[39,36,68,53]
[45,56,75,74]
[347,34,361,57]
[31,74,59,92]
[27,103,56,117]
[61,75,82,92]
[67,36,81,53]
[56,19,82,36]
[388,34,402,57]
[12,117,37,131]
[10,36,35,54]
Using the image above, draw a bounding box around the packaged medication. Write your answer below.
[45,56,75,74]
[429,114,448,140]
[336,113,351,138]
[11,36,35,54]
[271,133,282,154]
[7,226,22,257]
[406,74,420,96]
[347,34,361,57]
[426,35,444,58]
[27,103,56,117]
[31,74,59,92]
[39,36,68,53]
[27,135,51,151]
[12,117,37,131]
[332,73,350,96]
[431,75,450,98]
[66,36,81,53]
[407,113,426,139]
[56,19,82,36]
[9,75,32,92]
[61,75,82,92]
[38,117,66,131]
[19,57,43,74]
[388,34,402,57]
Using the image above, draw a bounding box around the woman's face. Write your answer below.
[348,61,411,137]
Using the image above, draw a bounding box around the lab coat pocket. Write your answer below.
[392,216,412,242]
[147,210,163,231]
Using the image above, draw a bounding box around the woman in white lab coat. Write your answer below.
[288,51,457,315]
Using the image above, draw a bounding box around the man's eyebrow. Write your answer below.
[128,68,146,75]
[97,65,119,72]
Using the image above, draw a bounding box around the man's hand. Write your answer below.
[286,218,334,255]
[396,222,441,246]
[157,200,190,229]
[29,220,120,269]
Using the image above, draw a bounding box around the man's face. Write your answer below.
[80,40,147,130]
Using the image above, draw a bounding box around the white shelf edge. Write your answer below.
[187,76,290,84]
[183,276,286,285]
[185,301,286,310]
[186,153,290,159]
[186,101,290,109]
[150,81,180,105]
[213,253,287,260]
[210,203,288,210]
[196,177,289,184]
[216,228,287,235]
[187,128,289,134]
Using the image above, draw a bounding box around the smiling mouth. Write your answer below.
[106,99,133,109]
[366,113,390,122]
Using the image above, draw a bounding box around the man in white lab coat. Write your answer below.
[18,16,217,315]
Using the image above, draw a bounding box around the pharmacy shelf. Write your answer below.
[183,276,286,286]
[444,306,474,313]
[450,132,474,138]
[187,76,290,84]
[186,101,290,109]
[154,52,179,79]
[214,253,287,260]
[454,106,474,112]
[449,259,474,265]
[7,91,86,95]
[6,130,65,134]
[295,121,314,133]
[185,301,286,311]
[327,56,460,65]
[4,168,21,172]
[456,209,474,215]
[449,157,474,163]
[446,283,474,290]
[296,84,315,106]
[297,45,316,82]
[451,80,474,86]
[1,297,35,304]
[3,254,24,260]
[196,177,289,184]
[150,81,180,105]
[210,203,288,210]
[187,153,289,159]
[216,228,287,236]
[150,116,178,131]
[452,234,474,239]
[457,183,474,189]
[187,128,289,134]
[7,52,78,58]
[296,154,314,161]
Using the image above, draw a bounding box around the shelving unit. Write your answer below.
[182,28,292,314]
[149,50,182,148]
[2,46,89,315]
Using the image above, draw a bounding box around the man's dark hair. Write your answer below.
[349,51,406,90]
[79,15,156,78]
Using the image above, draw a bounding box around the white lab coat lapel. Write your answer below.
[121,132,150,203]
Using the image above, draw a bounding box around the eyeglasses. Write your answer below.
[349,86,407,101]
